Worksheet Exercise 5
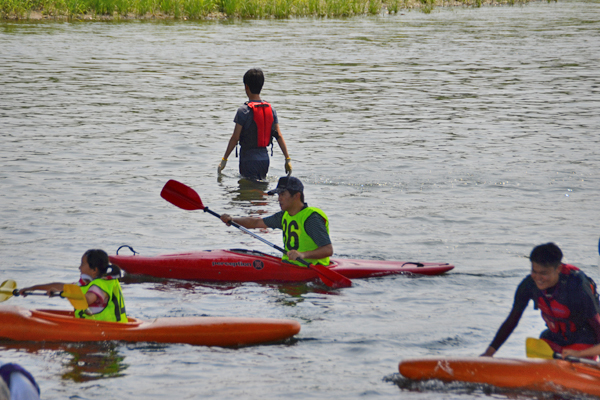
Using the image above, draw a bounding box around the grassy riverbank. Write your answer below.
[1,0,540,20]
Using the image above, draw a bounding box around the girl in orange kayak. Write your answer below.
[19,249,127,323]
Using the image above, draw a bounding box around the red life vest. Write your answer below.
[538,297,575,334]
[247,101,274,148]
[536,264,596,337]
[560,263,580,274]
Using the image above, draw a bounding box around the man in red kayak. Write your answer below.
[482,242,600,357]
[220,176,333,266]
[217,68,292,181]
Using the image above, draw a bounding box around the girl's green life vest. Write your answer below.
[76,278,127,323]
[282,207,330,267]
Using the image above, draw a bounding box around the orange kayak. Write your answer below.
[399,357,600,397]
[0,305,300,348]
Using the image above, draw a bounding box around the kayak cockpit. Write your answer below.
[227,249,341,269]
[32,309,143,327]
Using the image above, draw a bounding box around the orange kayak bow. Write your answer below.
[399,356,600,398]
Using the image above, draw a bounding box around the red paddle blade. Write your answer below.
[161,180,205,211]
[310,264,352,288]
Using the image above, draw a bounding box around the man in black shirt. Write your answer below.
[482,243,600,357]
[220,176,333,266]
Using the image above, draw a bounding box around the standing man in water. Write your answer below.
[219,176,333,267]
[217,68,292,181]
[481,242,600,357]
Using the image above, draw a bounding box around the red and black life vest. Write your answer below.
[247,101,274,148]
[536,264,598,338]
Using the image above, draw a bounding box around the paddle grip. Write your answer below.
[551,350,600,366]
[12,291,58,297]
[563,355,600,366]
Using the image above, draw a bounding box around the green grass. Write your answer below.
[419,0,432,13]
[0,0,537,19]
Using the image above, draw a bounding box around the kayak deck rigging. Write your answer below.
[110,247,454,283]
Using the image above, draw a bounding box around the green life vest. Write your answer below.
[76,278,127,323]
[282,206,330,267]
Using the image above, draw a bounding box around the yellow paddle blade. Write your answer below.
[0,280,17,302]
[62,284,89,310]
[526,337,555,359]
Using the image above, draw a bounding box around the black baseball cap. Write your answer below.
[267,176,304,195]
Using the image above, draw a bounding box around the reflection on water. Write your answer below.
[0,341,128,383]
[121,273,241,292]
[123,272,329,302]
[217,176,271,215]
[274,281,340,303]
[122,268,338,310]
[385,373,586,400]
[234,178,269,202]
[60,342,127,382]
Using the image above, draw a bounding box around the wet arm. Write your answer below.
[18,282,65,296]
[220,214,268,229]
[483,307,525,356]
[288,244,333,262]
[274,124,290,159]
[222,124,242,160]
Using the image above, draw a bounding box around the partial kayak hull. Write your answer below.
[399,357,600,398]
[110,249,454,283]
[0,305,300,347]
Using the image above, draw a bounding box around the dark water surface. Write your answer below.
[1,2,600,398]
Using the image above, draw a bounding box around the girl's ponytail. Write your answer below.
[84,249,121,278]
[106,263,123,279]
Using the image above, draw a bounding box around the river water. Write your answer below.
[1,1,600,398]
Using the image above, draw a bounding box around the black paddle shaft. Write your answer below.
[203,207,311,268]
[554,352,600,366]
[9,290,61,297]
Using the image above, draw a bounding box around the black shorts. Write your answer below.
[239,148,269,181]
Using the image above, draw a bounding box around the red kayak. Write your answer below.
[110,248,454,283]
